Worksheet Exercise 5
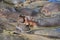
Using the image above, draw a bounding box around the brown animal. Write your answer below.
[19,15,37,29]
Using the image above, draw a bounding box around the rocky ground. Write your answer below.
[0,0,60,40]
[0,16,60,40]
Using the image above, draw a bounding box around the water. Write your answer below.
[55,28,60,32]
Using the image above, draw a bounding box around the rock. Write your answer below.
[37,14,60,27]
[41,3,60,16]
[0,17,16,31]
[4,0,25,5]
[30,29,60,39]
[26,1,50,8]
[0,24,5,33]
[0,33,28,40]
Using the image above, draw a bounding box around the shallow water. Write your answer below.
[55,28,60,32]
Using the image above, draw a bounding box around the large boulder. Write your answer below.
[35,3,60,27]
[37,14,60,27]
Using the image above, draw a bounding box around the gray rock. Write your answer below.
[31,29,60,38]
[37,15,60,27]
